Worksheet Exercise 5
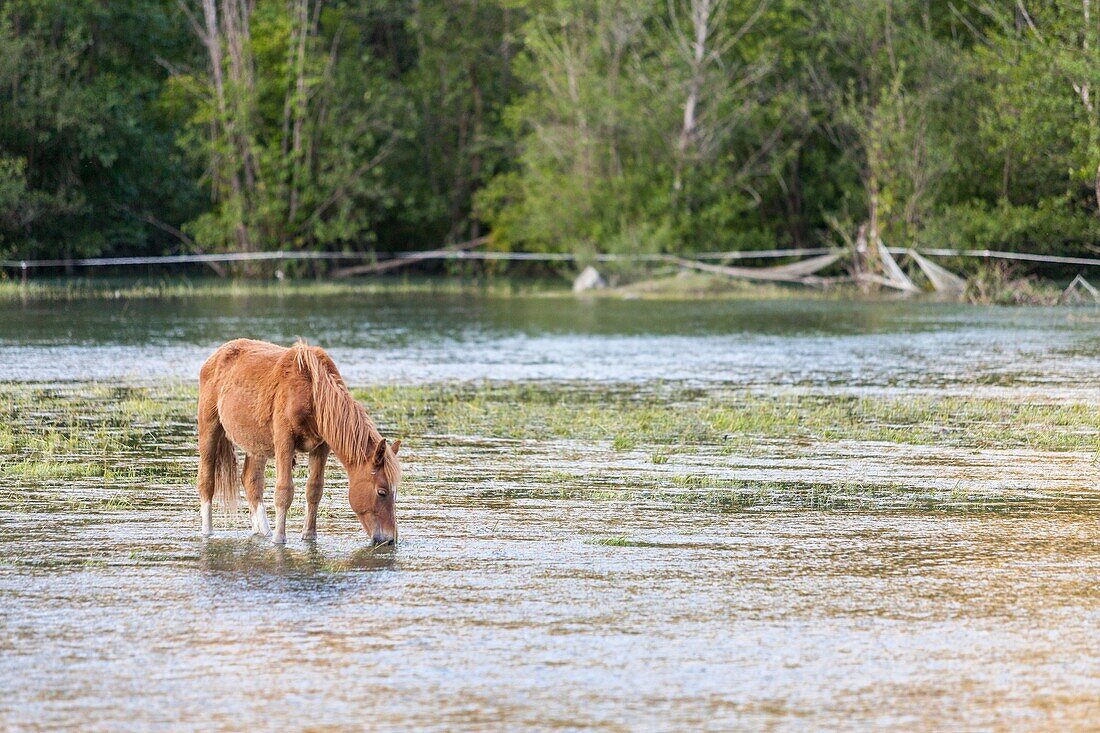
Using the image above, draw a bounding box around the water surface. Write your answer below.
[5,293,1100,391]
[3,489,1099,730]
[3,292,1100,730]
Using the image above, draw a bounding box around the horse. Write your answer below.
[196,338,402,545]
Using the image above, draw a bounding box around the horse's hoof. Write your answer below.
[271,535,287,545]
[301,532,317,542]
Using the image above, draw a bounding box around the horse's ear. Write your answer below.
[391,439,401,455]
[373,438,387,468]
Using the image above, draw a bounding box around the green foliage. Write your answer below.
[920,197,1100,256]
[0,0,201,259]
[477,0,784,256]
[160,1,413,254]
[1,0,1099,270]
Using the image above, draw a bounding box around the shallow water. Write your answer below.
[3,292,1100,391]
[3,292,1100,729]
[3,489,1100,730]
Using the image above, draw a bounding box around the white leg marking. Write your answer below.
[200,501,213,537]
[250,502,272,538]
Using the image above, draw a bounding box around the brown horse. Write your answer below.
[197,339,402,545]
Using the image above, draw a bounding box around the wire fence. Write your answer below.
[0,247,834,270]
[4,245,1100,272]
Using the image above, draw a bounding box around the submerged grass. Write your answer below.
[588,536,664,547]
[4,270,1083,306]
[460,479,1062,513]
[3,380,1099,515]
[352,382,1100,453]
[5,381,1100,467]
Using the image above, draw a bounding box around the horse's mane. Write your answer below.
[294,342,401,487]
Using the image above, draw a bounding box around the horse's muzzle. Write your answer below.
[371,532,396,547]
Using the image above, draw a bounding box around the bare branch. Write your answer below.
[175,0,207,42]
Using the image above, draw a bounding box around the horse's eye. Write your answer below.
[377,488,388,498]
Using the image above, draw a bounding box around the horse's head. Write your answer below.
[349,438,401,545]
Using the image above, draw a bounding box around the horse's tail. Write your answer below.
[211,429,240,514]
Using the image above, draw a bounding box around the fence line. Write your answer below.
[5,246,1100,271]
[0,247,834,270]
[1,251,350,269]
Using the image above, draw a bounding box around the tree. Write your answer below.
[979,1,1100,212]
[810,0,958,278]
[168,0,407,255]
[479,0,779,258]
[391,0,522,245]
[917,0,1100,259]
[0,0,200,260]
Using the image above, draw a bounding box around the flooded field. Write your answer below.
[2,291,1100,729]
[4,290,1100,392]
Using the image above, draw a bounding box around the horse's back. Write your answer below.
[201,339,288,384]
[201,339,302,457]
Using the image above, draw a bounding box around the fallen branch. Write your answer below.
[875,238,919,293]
[908,249,965,296]
[331,236,489,278]
[667,251,843,283]
[1061,273,1100,303]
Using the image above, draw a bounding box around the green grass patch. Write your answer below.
[4,381,1100,474]
[587,536,664,548]
[0,275,564,302]
[351,382,1100,453]
[2,381,1099,517]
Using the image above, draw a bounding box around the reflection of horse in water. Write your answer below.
[199,539,397,576]
[197,339,402,545]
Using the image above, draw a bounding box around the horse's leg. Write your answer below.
[243,454,271,538]
[302,444,329,541]
[272,437,296,545]
[196,398,222,537]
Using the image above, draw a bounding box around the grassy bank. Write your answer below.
[1,264,1083,304]
[0,275,563,302]
[2,271,1073,304]
[0,272,843,303]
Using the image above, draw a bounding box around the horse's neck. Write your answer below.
[328,431,373,467]
[313,384,373,466]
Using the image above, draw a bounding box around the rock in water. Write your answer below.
[573,266,606,293]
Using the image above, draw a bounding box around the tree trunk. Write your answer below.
[1095,160,1100,213]
[287,0,313,225]
[673,0,712,194]
[856,178,884,290]
[200,0,252,253]
[784,149,806,247]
